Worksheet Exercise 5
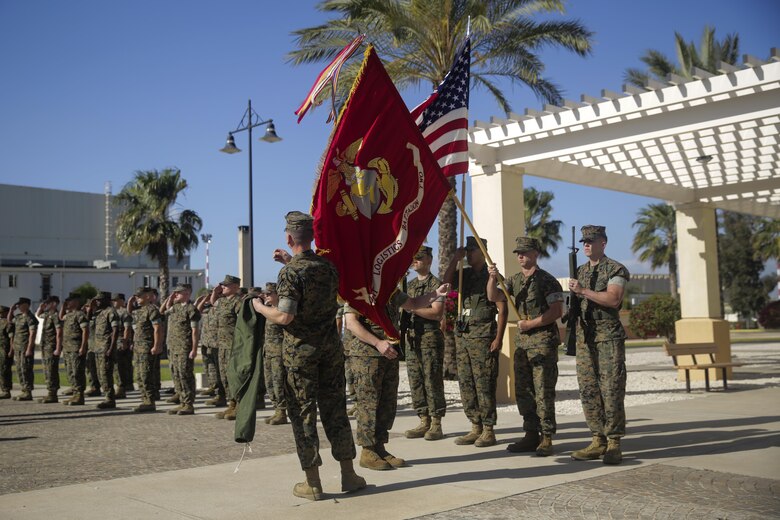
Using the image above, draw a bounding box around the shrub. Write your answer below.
[758,300,780,329]
[628,294,681,340]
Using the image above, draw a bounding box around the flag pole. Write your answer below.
[456,176,466,318]
[449,190,520,318]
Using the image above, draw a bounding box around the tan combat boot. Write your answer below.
[197,386,216,397]
[507,431,540,453]
[38,391,58,403]
[96,399,116,409]
[114,386,126,399]
[167,405,183,415]
[360,446,392,470]
[405,415,431,439]
[340,459,367,492]
[293,466,323,501]
[165,394,180,404]
[474,425,496,447]
[133,401,156,413]
[454,423,483,445]
[85,387,101,397]
[0,390,11,399]
[376,443,406,468]
[205,395,227,407]
[13,390,33,401]
[177,404,195,415]
[61,388,74,396]
[603,438,622,465]
[424,417,444,441]
[215,400,237,420]
[571,435,607,461]
[536,434,554,457]
[66,392,85,406]
[268,409,288,425]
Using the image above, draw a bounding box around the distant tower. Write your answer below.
[104,181,112,260]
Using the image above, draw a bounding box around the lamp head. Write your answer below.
[219,133,241,154]
[260,122,282,143]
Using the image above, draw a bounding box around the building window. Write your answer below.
[172,276,179,287]
[8,275,17,288]
[41,274,51,301]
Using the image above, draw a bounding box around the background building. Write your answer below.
[0,183,204,306]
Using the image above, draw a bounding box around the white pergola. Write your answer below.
[467,48,779,396]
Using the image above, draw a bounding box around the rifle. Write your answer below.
[398,274,409,360]
[562,226,579,356]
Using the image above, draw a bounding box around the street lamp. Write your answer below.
[200,233,212,288]
[219,99,282,287]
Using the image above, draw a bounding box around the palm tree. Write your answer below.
[752,218,780,263]
[631,203,678,299]
[289,0,592,279]
[115,168,203,299]
[625,26,739,87]
[523,187,562,258]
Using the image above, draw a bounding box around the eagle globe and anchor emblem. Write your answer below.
[326,137,399,220]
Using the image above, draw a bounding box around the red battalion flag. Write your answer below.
[311,46,451,339]
[411,37,471,177]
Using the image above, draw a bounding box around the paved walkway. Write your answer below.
[1,345,779,519]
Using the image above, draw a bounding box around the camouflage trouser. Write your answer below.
[514,340,558,435]
[284,340,356,469]
[576,338,627,439]
[200,346,218,389]
[352,356,399,447]
[455,335,499,426]
[86,351,99,390]
[94,349,116,399]
[170,351,195,406]
[0,348,12,392]
[134,349,155,404]
[114,348,134,390]
[63,351,86,393]
[14,349,34,392]
[41,347,60,393]
[152,353,161,392]
[405,330,446,418]
[218,348,232,401]
[264,348,286,410]
[344,352,354,387]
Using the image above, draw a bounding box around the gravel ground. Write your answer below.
[396,343,780,417]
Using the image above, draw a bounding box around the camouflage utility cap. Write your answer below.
[65,292,81,302]
[414,245,433,259]
[171,284,191,293]
[513,236,541,254]
[580,225,608,242]
[135,286,154,296]
[220,275,240,286]
[98,291,112,301]
[465,236,486,251]
[0,305,8,313]
[264,282,277,294]
[111,292,126,301]
[17,297,31,306]
[248,287,264,298]
[47,295,60,303]
[284,211,314,232]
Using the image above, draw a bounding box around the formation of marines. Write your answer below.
[0,219,630,498]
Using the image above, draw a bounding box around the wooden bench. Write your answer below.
[662,341,743,392]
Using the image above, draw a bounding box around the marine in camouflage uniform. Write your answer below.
[60,294,89,405]
[488,237,564,456]
[211,274,242,419]
[251,211,364,501]
[196,297,219,396]
[404,246,447,441]
[261,282,287,425]
[85,307,101,396]
[111,293,134,397]
[128,287,163,412]
[568,225,630,465]
[444,237,506,448]
[0,306,13,398]
[10,298,38,400]
[162,284,200,415]
[90,292,120,408]
[36,297,62,403]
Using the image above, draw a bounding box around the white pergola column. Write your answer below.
[674,202,732,380]
[237,225,250,287]
[469,162,524,404]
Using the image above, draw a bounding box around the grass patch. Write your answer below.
[12,359,203,386]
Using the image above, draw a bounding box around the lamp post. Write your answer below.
[200,233,212,288]
[219,99,281,287]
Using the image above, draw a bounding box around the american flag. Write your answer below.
[410,38,470,177]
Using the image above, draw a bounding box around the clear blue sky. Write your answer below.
[0,0,777,285]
